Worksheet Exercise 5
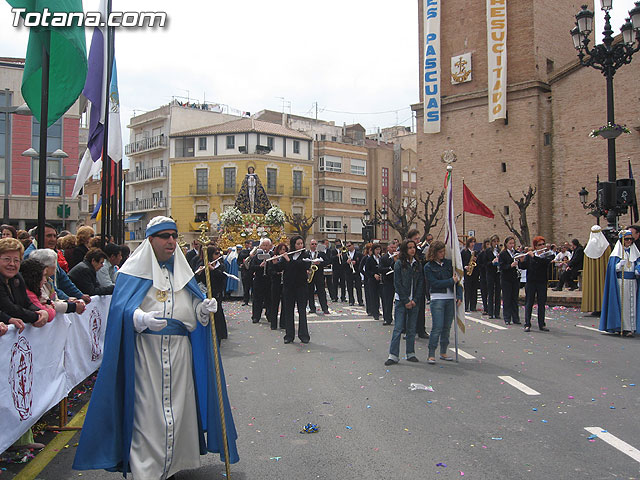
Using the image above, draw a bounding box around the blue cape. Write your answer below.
[599,255,640,333]
[73,272,239,475]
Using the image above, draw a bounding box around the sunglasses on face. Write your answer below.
[153,232,178,239]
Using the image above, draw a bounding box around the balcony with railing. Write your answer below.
[290,186,310,197]
[125,134,168,156]
[125,197,167,212]
[126,166,167,184]
[189,184,213,196]
[266,184,284,196]
[217,184,237,195]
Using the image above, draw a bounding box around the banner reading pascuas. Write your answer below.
[487,0,507,122]
[0,296,111,454]
[423,0,441,133]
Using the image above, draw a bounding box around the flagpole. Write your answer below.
[101,0,113,241]
[449,165,460,363]
[37,41,50,248]
[462,177,466,241]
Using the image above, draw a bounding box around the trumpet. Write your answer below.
[307,264,318,283]
[513,247,553,261]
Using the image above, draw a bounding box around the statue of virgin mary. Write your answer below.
[234,166,271,214]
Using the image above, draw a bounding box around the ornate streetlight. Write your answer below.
[571,1,640,229]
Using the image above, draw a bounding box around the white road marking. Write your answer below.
[576,324,602,332]
[584,427,640,463]
[465,315,508,330]
[455,348,476,360]
[498,375,541,395]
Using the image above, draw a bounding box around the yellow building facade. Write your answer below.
[169,118,313,237]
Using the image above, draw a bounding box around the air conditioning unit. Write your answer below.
[238,146,247,153]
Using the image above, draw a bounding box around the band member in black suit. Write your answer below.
[332,239,347,302]
[408,229,429,339]
[498,236,521,325]
[194,245,228,340]
[321,239,337,301]
[237,239,253,305]
[477,239,491,315]
[307,239,329,314]
[365,244,383,320]
[520,236,554,332]
[249,238,273,323]
[275,235,311,344]
[360,243,372,314]
[485,235,502,319]
[461,236,480,312]
[345,241,364,306]
[379,241,398,325]
[267,242,287,330]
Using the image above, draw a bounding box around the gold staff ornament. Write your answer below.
[197,221,232,478]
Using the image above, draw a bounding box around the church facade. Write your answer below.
[413,0,640,244]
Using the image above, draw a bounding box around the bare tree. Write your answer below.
[498,185,537,246]
[384,195,419,240]
[285,213,318,242]
[417,188,445,241]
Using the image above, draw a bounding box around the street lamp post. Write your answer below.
[22,147,69,240]
[361,199,388,242]
[342,223,348,244]
[0,94,32,223]
[571,1,640,229]
[47,169,77,230]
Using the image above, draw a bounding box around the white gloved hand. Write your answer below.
[196,298,217,326]
[133,308,166,332]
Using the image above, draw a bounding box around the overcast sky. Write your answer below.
[0,1,636,142]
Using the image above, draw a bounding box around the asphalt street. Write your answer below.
[29,298,640,480]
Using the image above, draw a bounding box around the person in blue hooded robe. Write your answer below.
[73,216,239,479]
[600,230,640,337]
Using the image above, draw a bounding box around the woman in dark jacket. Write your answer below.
[68,248,115,296]
[68,226,94,270]
[267,242,288,330]
[424,241,463,364]
[498,236,521,325]
[194,245,228,340]
[276,235,311,344]
[385,240,424,366]
[0,238,48,330]
[364,244,383,320]
[520,236,554,332]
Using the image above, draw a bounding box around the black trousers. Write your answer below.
[308,273,328,312]
[500,276,520,323]
[464,274,479,311]
[241,272,252,304]
[479,270,488,313]
[346,273,363,305]
[382,281,394,324]
[269,280,285,329]
[212,295,227,340]
[364,277,372,314]
[333,268,346,301]
[252,278,270,322]
[325,273,336,301]
[284,286,310,342]
[366,278,381,319]
[556,269,578,289]
[524,281,547,328]
[486,272,501,317]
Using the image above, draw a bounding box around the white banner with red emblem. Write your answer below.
[0,296,111,454]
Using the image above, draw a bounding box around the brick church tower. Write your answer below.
[411,0,627,244]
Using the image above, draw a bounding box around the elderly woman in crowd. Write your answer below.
[29,248,85,314]
[68,226,95,270]
[0,238,49,331]
[68,248,115,296]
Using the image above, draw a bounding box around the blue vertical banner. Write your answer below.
[423,0,441,133]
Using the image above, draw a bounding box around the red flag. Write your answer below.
[463,183,494,218]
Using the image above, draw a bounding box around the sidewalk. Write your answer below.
[519,288,582,307]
